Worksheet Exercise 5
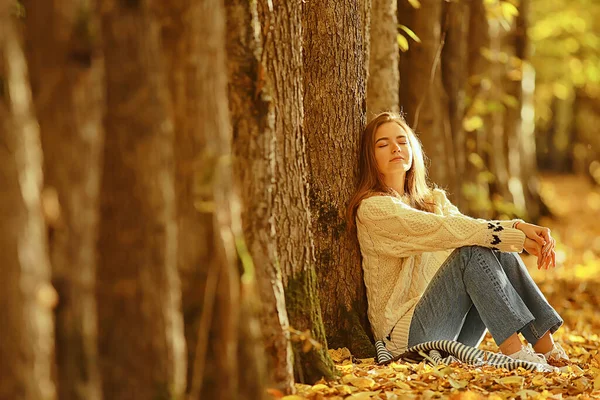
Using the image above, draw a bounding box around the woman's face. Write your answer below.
[374,122,413,178]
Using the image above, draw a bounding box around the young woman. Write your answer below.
[348,112,568,368]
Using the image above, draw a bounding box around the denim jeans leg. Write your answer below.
[492,251,563,345]
[456,305,487,347]
[408,246,536,348]
[407,249,474,348]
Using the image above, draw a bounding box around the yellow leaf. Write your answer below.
[594,374,600,391]
[397,34,409,52]
[347,376,376,389]
[500,1,519,18]
[463,116,484,132]
[531,375,547,387]
[498,376,524,387]
[394,381,411,390]
[346,392,380,400]
[407,0,421,8]
[398,25,421,43]
[282,396,306,400]
[448,377,468,389]
[310,384,328,392]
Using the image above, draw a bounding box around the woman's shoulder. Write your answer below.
[357,191,405,217]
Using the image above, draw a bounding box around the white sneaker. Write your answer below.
[545,342,569,362]
[508,344,548,365]
[508,344,558,372]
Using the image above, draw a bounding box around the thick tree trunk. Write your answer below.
[226,0,295,391]
[303,0,375,358]
[398,0,455,193]
[0,6,56,399]
[189,0,267,398]
[255,0,339,384]
[441,0,470,206]
[96,2,186,399]
[22,1,104,399]
[367,0,399,117]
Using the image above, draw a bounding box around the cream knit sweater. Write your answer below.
[356,189,526,355]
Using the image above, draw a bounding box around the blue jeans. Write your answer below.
[408,246,563,348]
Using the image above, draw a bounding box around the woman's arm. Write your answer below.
[357,195,526,258]
[438,189,556,268]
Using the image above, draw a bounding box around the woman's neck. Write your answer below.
[383,173,406,196]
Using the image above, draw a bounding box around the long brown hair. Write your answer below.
[346,112,435,229]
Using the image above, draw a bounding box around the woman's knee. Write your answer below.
[458,245,494,260]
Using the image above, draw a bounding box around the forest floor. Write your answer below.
[289,174,600,400]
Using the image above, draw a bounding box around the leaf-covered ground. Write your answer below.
[286,175,600,400]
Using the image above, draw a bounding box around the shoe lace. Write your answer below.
[548,343,569,360]
[522,344,547,364]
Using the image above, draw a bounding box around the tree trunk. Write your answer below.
[303,0,375,358]
[441,0,470,206]
[254,0,339,384]
[96,1,186,398]
[22,1,104,398]
[463,0,493,218]
[188,0,267,398]
[486,18,513,205]
[367,0,398,117]
[503,0,542,220]
[398,0,456,193]
[0,6,56,399]
[156,0,215,392]
[225,0,295,391]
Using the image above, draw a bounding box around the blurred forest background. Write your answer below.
[0,0,598,399]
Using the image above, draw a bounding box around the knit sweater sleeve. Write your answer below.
[357,194,526,257]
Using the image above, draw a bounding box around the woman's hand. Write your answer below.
[523,237,555,269]
[516,221,556,269]
[515,221,550,246]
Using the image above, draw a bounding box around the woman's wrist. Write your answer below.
[513,219,524,229]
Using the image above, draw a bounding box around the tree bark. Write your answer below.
[398,0,456,194]
[22,1,104,398]
[96,1,186,398]
[367,0,399,117]
[226,0,295,391]
[303,0,375,358]
[189,0,267,398]
[255,0,339,384]
[0,5,56,399]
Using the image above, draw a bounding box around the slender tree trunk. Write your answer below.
[156,0,215,391]
[96,1,186,398]
[486,18,513,204]
[463,0,492,218]
[189,0,267,398]
[303,0,375,358]
[22,1,104,399]
[367,0,398,117]
[398,0,455,193]
[515,0,544,216]
[0,5,56,399]
[441,0,470,206]
[225,0,295,391]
